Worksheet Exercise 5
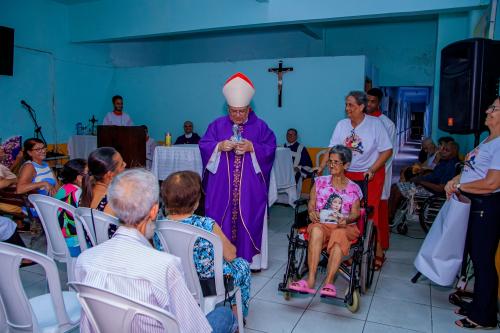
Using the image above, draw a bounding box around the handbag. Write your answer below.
[414,193,471,286]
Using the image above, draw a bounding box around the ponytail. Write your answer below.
[79,173,95,207]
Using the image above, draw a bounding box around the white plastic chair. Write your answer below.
[71,208,96,253]
[28,194,78,281]
[155,220,244,333]
[0,242,81,333]
[72,207,120,245]
[68,282,180,333]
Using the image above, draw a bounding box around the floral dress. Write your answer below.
[154,214,251,317]
[54,183,82,257]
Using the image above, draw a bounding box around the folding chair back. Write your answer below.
[154,220,224,306]
[69,282,180,333]
[28,194,75,262]
[73,207,119,245]
[0,242,80,332]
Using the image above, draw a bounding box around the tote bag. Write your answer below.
[414,193,471,286]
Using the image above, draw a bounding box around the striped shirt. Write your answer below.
[26,161,56,195]
[75,226,212,333]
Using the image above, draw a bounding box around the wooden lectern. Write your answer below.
[97,126,146,168]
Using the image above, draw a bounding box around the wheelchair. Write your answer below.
[278,178,377,313]
[391,187,446,235]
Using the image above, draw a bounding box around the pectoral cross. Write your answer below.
[268,60,293,107]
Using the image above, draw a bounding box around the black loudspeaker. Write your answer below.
[438,38,500,134]
[0,26,14,76]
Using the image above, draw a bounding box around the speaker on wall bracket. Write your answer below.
[0,26,14,76]
[438,38,500,138]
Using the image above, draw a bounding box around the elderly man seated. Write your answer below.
[74,168,236,333]
[389,141,460,222]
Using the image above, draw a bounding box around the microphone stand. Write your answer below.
[22,102,63,158]
[22,103,47,146]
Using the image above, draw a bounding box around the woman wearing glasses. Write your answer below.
[289,145,363,297]
[16,138,57,196]
[446,97,500,330]
[318,91,393,270]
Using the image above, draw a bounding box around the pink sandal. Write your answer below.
[320,283,337,298]
[288,280,315,294]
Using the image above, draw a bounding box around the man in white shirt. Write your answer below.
[75,169,236,333]
[102,95,134,126]
[366,88,396,250]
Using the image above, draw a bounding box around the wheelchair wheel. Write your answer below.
[361,221,377,293]
[396,223,408,235]
[345,288,360,313]
[390,200,407,228]
[419,196,445,233]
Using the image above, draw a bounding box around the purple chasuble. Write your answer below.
[199,111,276,262]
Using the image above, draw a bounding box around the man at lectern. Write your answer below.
[103,95,134,126]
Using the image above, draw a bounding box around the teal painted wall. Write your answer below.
[108,18,437,89]
[0,0,113,147]
[324,19,438,87]
[68,0,488,42]
[110,56,366,147]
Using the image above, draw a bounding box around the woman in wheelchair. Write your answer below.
[289,145,362,297]
[158,171,251,318]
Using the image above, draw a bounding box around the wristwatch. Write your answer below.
[455,183,461,190]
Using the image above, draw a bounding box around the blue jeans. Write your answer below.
[206,304,237,333]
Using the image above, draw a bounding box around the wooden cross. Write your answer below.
[268,60,293,107]
[89,115,98,135]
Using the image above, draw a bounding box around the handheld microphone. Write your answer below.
[21,100,29,107]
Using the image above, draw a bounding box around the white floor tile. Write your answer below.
[363,321,422,333]
[308,291,372,321]
[245,299,304,333]
[254,278,316,309]
[430,307,500,333]
[251,275,272,298]
[367,296,431,333]
[379,261,428,285]
[430,285,455,310]
[385,249,419,265]
[20,270,46,287]
[24,280,49,299]
[253,258,286,278]
[292,310,365,333]
[374,275,430,305]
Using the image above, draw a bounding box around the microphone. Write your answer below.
[21,100,29,108]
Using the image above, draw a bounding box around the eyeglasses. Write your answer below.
[328,160,344,167]
[486,105,500,112]
[229,108,248,115]
[31,146,47,152]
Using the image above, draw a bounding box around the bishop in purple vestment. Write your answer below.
[199,73,276,263]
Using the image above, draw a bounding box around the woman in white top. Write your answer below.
[318,91,392,269]
[446,97,500,330]
[16,138,57,196]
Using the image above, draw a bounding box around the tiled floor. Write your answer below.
[17,140,499,332]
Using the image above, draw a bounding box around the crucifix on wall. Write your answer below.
[268,60,293,107]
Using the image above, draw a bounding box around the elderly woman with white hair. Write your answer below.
[290,145,363,297]
[74,169,236,333]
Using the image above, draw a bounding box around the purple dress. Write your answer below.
[199,111,276,262]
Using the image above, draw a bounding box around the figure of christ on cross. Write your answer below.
[268,60,293,107]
